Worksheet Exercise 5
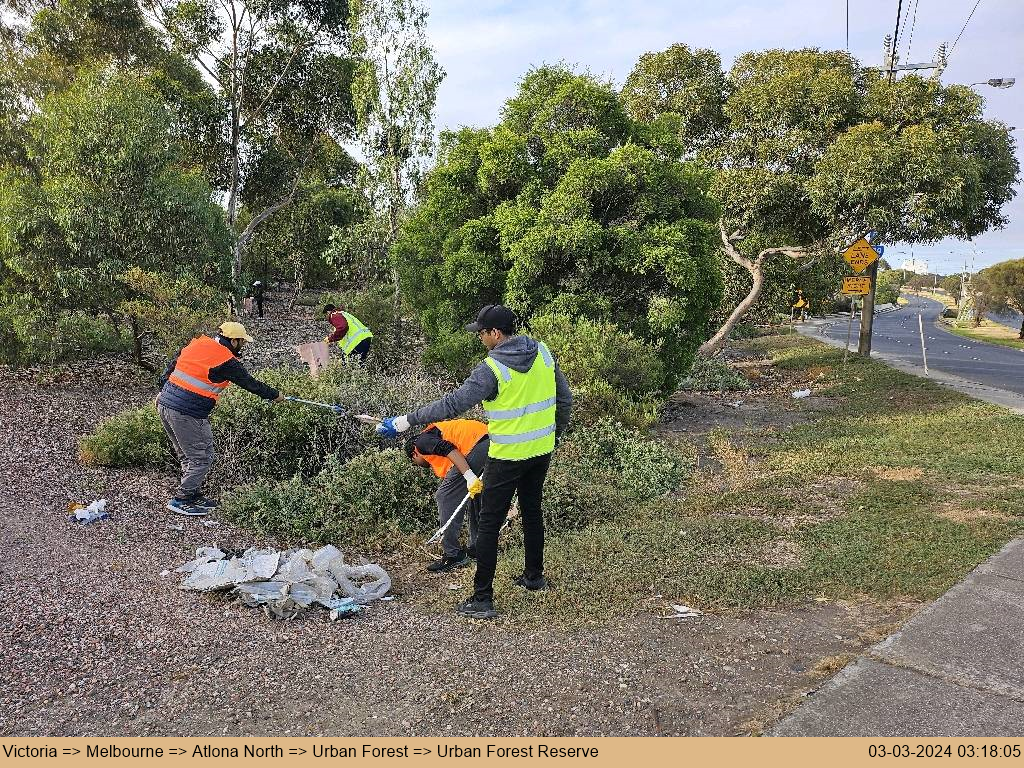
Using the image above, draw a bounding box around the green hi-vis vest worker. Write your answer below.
[481,341,556,460]
[338,312,373,355]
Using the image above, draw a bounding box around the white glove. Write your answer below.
[393,414,410,433]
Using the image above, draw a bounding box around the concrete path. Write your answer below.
[772,539,1024,736]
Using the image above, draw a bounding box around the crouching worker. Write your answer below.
[405,420,490,572]
[323,304,373,363]
[157,322,284,516]
[377,305,572,620]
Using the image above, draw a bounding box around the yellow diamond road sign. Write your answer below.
[842,276,871,295]
[844,238,879,273]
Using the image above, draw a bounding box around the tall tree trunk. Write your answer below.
[127,314,157,373]
[388,189,402,359]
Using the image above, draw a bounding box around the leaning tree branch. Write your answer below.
[698,219,807,358]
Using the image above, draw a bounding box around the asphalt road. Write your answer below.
[822,294,1024,396]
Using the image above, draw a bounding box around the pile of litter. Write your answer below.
[175,545,391,621]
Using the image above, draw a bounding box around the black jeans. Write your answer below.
[474,452,552,601]
[350,338,371,363]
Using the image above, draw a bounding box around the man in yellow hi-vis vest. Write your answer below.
[323,303,373,362]
[377,305,573,620]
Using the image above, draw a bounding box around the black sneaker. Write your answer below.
[426,551,471,572]
[514,573,550,591]
[455,596,497,620]
[167,498,208,517]
[191,496,218,509]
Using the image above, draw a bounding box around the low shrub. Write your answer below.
[78,404,168,467]
[543,419,690,531]
[531,312,665,428]
[221,450,437,548]
[679,355,750,392]
[78,360,444,484]
[1,294,126,366]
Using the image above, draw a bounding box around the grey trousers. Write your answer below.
[436,436,489,557]
[158,403,216,500]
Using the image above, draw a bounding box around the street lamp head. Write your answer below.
[973,77,1016,89]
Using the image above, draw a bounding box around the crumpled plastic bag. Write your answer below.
[175,543,390,620]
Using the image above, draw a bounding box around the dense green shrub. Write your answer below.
[531,312,664,427]
[679,356,751,392]
[221,450,437,548]
[393,65,722,389]
[78,404,168,467]
[543,419,689,531]
[0,294,126,366]
[875,270,906,306]
[79,361,444,483]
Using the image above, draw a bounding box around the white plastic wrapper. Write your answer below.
[175,543,391,620]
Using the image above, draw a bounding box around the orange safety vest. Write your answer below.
[168,335,235,402]
[416,419,489,479]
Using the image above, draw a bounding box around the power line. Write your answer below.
[887,0,904,84]
[904,0,921,60]
[949,0,983,56]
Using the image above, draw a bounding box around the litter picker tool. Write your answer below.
[425,492,473,545]
[284,396,346,415]
[284,398,385,427]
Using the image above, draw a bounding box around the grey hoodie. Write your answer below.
[408,335,573,437]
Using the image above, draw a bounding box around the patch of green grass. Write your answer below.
[798,481,1021,600]
[947,322,1024,351]
[483,333,1024,626]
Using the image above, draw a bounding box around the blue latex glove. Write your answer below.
[376,415,410,438]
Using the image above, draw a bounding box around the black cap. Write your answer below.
[465,304,517,334]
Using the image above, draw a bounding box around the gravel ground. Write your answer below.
[0,306,916,736]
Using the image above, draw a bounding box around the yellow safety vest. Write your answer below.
[338,312,373,355]
[482,340,557,460]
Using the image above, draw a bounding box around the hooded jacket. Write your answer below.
[407,335,572,438]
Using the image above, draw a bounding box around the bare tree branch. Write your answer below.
[235,145,315,253]
[699,219,807,357]
[244,23,322,127]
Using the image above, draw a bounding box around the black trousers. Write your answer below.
[349,338,371,363]
[474,452,552,601]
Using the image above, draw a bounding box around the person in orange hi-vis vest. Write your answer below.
[156,322,285,517]
[405,419,490,572]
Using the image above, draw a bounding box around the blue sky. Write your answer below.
[426,0,1023,273]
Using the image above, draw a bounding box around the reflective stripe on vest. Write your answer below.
[418,419,490,479]
[482,340,557,460]
[168,335,235,402]
[338,312,373,355]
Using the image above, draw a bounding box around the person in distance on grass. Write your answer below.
[377,304,572,620]
[157,321,284,517]
[322,304,373,363]
[405,419,490,573]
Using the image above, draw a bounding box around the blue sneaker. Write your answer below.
[167,499,207,517]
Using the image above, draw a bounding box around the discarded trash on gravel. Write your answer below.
[69,499,108,525]
[791,389,812,399]
[659,603,703,620]
[175,544,391,621]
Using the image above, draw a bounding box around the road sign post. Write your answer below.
[842,236,882,357]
